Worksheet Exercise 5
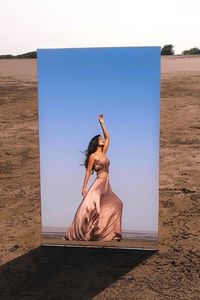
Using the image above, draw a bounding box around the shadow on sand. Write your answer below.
[0,246,157,299]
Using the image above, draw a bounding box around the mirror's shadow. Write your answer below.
[0,246,158,299]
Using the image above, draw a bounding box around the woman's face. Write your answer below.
[98,136,104,146]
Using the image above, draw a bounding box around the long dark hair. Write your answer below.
[80,134,101,174]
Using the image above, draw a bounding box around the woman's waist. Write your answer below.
[96,171,109,179]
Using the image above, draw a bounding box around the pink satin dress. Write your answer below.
[64,153,123,241]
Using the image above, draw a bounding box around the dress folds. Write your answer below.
[65,153,123,241]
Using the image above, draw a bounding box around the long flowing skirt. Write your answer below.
[65,175,123,241]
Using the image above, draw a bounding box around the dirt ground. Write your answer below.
[0,55,200,299]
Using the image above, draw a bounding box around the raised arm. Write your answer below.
[98,114,110,154]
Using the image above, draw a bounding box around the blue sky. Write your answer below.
[37,46,160,232]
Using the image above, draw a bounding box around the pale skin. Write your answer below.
[81,114,110,198]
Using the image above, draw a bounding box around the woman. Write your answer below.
[64,114,123,241]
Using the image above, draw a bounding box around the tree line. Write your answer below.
[0,51,37,59]
[0,46,199,58]
[161,44,200,55]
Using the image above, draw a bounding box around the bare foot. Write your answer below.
[113,234,122,242]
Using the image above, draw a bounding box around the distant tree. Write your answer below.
[17,51,37,58]
[0,54,14,59]
[181,47,200,55]
[161,44,175,55]
[0,51,37,59]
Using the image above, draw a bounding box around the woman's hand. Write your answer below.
[98,113,104,124]
[82,188,87,198]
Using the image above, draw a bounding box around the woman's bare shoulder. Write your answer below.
[90,153,98,161]
[90,153,97,159]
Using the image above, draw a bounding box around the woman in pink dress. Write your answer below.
[64,114,123,241]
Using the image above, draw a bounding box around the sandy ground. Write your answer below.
[0,55,200,299]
